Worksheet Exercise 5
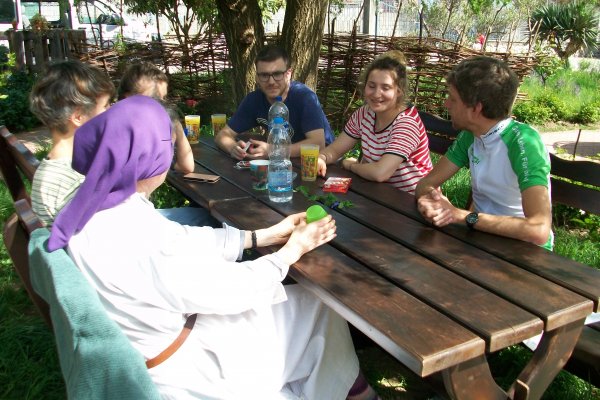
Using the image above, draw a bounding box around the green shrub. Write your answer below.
[575,101,600,124]
[533,92,569,121]
[0,70,38,132]
[512,101,552,124]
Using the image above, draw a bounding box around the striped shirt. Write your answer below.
[31,158,84,227]
[344,105,433,193]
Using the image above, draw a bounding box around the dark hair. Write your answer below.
[359,50,409,105]
[446,56,519,119]
[29,60,115,133]
[255,45,290,69]
[118,62,168,100]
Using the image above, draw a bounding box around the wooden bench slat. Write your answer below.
[0,126,40,203]
[3,200,50,326]
[549,153,600,187]
[550,177,600,215]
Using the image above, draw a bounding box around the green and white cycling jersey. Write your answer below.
[446,118,551,220]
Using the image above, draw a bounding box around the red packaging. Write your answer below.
[322,177,352,193]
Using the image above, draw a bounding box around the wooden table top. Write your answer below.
[166,136,600,400]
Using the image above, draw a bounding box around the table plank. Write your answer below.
[211,197,486,377]
[193,144,545,352]
[317,162,600,313]
[166,164,250,209]
[307,181,593,331]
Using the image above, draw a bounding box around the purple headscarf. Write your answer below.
[48,95,173,251]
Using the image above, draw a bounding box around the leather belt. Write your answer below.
[146,314,197,369]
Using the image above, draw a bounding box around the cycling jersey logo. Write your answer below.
[469,147,481,165]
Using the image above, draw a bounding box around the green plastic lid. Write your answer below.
[306,205,328,223]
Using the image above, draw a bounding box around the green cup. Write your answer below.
[306,205,328,223]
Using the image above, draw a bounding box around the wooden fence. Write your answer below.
[7,28,541,131]
[6,29,88,73]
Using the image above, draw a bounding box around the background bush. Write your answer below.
[515,64,600,126]
[0,50,38,132]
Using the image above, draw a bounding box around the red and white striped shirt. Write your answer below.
[344,105,432,193]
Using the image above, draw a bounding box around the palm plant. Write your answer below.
[532,1,599,65]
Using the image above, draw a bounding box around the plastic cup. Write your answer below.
[211,113,227,135]
[250,160,269,190]
[306,205,328,223]
[300,144,319,181]
[184,115,200,144]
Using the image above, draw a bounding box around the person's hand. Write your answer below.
[417,188,460,227]
[341,158,358,171]
[259,213,305,246]
[230,140,249,160]
[246,139,268,159]
[317,156,327,177]
[277,215,337,265]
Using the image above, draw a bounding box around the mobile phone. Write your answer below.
[182,173,221,183]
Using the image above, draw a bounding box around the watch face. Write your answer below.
[466,212,479,227]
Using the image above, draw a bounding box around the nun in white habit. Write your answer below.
[48,95,371,400]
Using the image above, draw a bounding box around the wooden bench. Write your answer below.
[0,126,51,326]
[548,153,600,386]
[418,113,600,387]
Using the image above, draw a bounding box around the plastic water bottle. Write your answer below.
[268,116,293,203]
[268,96,289,128]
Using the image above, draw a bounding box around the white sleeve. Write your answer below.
[144,223,290,315]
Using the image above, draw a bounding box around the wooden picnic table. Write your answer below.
[166,136,600,400]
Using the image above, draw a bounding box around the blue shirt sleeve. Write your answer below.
[227,90,269,134]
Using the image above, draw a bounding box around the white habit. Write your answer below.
[67,193,359,399]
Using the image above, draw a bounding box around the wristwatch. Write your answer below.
[466,212,479,229]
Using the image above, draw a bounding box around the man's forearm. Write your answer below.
[215,133,236,153]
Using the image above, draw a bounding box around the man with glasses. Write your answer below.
[215,45,335,160]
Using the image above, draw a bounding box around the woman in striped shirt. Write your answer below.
[317,51,432,194]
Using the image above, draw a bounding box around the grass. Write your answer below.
[521,68,600,110]
[0,149,598,399]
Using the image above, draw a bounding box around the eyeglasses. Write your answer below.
[256,70,288,82]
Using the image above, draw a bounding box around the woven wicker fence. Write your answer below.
[75,31,539,131]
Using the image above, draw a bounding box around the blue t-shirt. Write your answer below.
[227,81,334,145]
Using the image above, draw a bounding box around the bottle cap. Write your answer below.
[306,205,328,223]
[273,116,284,124]
[275,96,282,102]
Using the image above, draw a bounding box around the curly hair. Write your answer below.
[446,56,519,119]
[29,60,115,133]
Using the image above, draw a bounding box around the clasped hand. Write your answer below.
[231,139,268,160]
[417,188,461,227]
[265,212,337,265]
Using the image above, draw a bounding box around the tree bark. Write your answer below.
[215,0,266,104]
[280,0,328,90]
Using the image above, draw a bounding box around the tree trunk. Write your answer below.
[280,0,328,90]
[215,0,265,105]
